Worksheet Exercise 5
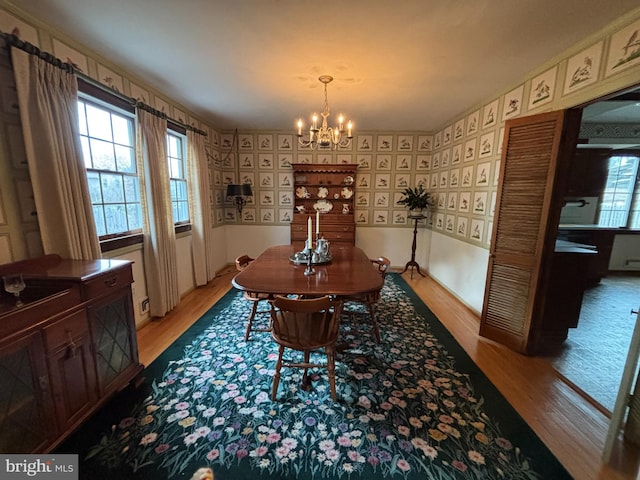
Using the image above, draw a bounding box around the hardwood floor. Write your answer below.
[135,266,639,480]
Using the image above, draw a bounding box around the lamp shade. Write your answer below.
[241,184,253,197]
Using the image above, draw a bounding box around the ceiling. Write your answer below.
[11,0,640,132]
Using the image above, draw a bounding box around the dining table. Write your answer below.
[232,244,385,392]
[231,244,384,298]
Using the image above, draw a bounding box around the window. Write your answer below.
[597,154,639,228]
[167,132,189,224]
[78,98,141,238]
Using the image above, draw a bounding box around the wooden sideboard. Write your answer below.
[290,163,357,245]
[0,254,143,453]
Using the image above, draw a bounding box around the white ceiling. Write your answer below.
[12,0,640,132]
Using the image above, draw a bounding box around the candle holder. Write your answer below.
[304,247,316,276]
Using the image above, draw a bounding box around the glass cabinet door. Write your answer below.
[0,331,55,453]
[88,291,138,395]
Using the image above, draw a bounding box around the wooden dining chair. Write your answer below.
[235,255,272,341]
[341,256,391,343]
[269,295,343,401]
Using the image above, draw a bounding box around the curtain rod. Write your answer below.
[2,33,207,137]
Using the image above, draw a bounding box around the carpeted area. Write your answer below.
[57,274,570,479]
[548,275,640,413]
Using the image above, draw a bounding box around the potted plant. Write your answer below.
[397,185,433,218]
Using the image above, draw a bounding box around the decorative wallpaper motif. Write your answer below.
[605,17,640,76]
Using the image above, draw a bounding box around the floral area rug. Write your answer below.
[58,274,571,479]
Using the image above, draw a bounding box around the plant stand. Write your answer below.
[402,215,426,279]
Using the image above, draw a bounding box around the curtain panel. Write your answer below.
[11,48,101,260]
[187,130,215,284]
[137,109,179,317]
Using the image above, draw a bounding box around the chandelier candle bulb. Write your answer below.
[297,119,302,136]
[347,121,352,137]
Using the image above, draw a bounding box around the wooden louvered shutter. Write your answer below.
[480,110,581,354]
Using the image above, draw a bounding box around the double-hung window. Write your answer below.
[167,131,189,225]
[77,97,141,239]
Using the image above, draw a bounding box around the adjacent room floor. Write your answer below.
[548,274,640,413]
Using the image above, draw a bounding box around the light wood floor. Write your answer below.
[136,266,640,480]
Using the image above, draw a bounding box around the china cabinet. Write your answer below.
[290,163,357,245]
[0,254,142,452]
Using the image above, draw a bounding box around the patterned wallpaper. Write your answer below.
[1,2,640,258]
[211,132,433,228]
[424,12,640,248]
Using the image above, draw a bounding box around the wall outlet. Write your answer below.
[140,297,150,315]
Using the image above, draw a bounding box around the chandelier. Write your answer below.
[296,75,353,149]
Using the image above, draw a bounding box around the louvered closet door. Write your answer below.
[480,110,581,354]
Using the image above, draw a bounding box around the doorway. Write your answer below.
[545,88,640,414]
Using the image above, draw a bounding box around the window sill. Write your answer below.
[100,234,143,253]
[99,225,192,253]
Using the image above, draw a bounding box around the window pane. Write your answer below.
[86,170,102,204]
[168,135,179,157]
[115,145,135,173]
[112,115,133,146]
[126,203,142,230]
[86,104,113,141]
[101,173,124,203]
[177,180,187,201]
[77,103,88,136]
[169,157,180,178]
[172,202,179,223]
[123,175,140,202]
[170,179,178,201]
[104,204,127,234]
[598,155,639,228]
[92,205,106,236]
[177,201,189,222]
[80,136,92,168]
[90,138,116,170]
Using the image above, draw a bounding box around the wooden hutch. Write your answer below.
[290,163,357,245]
[0,254,142,453]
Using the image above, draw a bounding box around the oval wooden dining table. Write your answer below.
[232,244,384,297]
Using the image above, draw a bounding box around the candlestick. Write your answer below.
[316,210,320,235]
[307,216,312,250]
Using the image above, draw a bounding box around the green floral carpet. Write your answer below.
[58,274,572,479]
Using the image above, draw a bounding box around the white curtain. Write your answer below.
[137,109,179,317]
[187,130,215,285]
[11,48,101,260]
